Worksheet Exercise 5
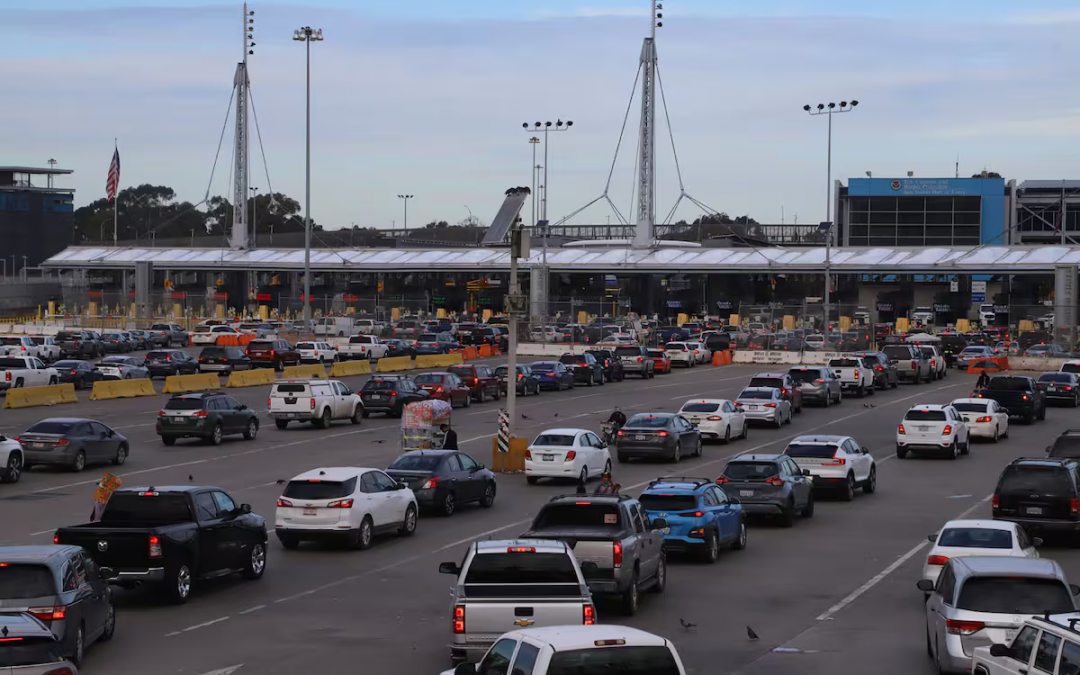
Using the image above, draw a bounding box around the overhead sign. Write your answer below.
[933,304,951,313]
[716,301,733,310]
[971,293,986,303]
[950,281,959,292]
[972,281,987,293]
[876,302,893,312]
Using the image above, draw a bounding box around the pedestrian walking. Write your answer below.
[440,423,459,450]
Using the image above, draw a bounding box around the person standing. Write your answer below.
[594,471,621,495]
[440,423,459,450]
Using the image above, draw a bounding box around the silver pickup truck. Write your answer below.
[521,494,668,617]
[439,539,595,664]
[882,343,932,384]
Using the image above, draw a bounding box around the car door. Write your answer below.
[710,485,741,543]
[725,401,745,436]
[992,401,1010,434]
[633,504,661,582]
[220,396,244,433]
[842,439,868,482]
[211,490,247,569]
[334,382,355,418]
[680,415,699,448]
[373,471,407,522]
[950,407,969,445]
[67,551,107,641]
[584,432,606,472]
[442,452,471,501]
[360,471,394,527]
[193,491,229,573]
[457,452,487,502]
[783,457,812,507]
[927,562,956,649]
[88,422,117,464]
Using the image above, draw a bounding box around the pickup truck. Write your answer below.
[520,494,668,616]
[54,486,268,603]
[0,355,59,390]
[979,376,1047,424]
[337,335,390,360]
[827,356,875,398]
[55,330,101,359]
[147,323,188,348]
[438,539,596,664]
[882,343,932,383]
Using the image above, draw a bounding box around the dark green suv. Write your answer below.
[156,392,260,446]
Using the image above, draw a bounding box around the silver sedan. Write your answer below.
[734,387,792,428]
[95,355,150,380]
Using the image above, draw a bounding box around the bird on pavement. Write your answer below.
[275,479,286,485]
[188,475,194,482]
[679,618,697,632]
[747,626,759,640]
[373,439,385,444]
[521,413,530,420]
[553,412,559,417]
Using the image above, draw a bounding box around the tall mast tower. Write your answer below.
[633,0,661,249]
[230,3,255,250]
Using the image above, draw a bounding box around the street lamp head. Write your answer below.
[522,122,528,128]
[556,119,563,127]
[545,121,552,127]
[566,120,573,127]
[803,104,811,111]
[828,102,836,109]
[851,100,859,107]
[817,103,825,110]
[534,122,541,128]
[840,101,847,108]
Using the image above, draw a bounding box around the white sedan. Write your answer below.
[950,398,1009,442]
[525,428,612,485]
[296,341,338,364]
[677,399,747,443]
[922,519,1039,586]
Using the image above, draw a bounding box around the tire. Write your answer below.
[579,466,589,485]
[1025,413,1035,425]
[732,521,748,550]
[1038,406,1046,421]
[14,378,23,389]
[780,499,795,527]
[242,542,267,580]
[356,517,374,550]
[841,474,856,501]
[587,374,594,387]
[702,531,719,563]
[113,443,128,466]
[694,437,703,457]
[896,445,908,459]
[493,387,501,400]
[477,388,486,404]
[670,442,681,463]
[70,623,85,668]
[651,556,667,593]
[857,385,865,398]
[100,603,116,642]
[479,483,496,508]
[400,504,418,536]
[162,436,177,446]
[992,426,1000,443]
[863,467,877,494]
[868,385,876,396]
[243,420,258,440]
[649,369,655,379]
[617,452,629,463]
[802,493,815,518]
[207,424,223,446]
[319,408,332,429]
[163,564,193,604]
[71,450,86,473]
[526,475,539,485]
[441,492,456,517]
[463,395,471,408]
[960,439,970,456]
[277,533,300,549]
[48,377,58,386]
[775,414,783,429]
[275,419,289,430]
[741,423,749,440]
[351,406,364,425]
[891,377,898,389]
[947,441,958,460]
[722,426,731,444]
[621,571,640,616]
[2,452,22,484]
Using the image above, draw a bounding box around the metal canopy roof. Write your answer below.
[40,244,1080,274]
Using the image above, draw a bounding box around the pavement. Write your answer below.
[0,358,1076,675]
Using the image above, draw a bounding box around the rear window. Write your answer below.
[829,359,861,367]
[547,646,681,675]
[1063,363,1080,374]
[100,492,194,524]
[533,434,576,447]
[193,326,211,333]
[638,494,698,511]
[418,334,438,342]
[738,390,774,400]
[414,374,444,384]
[248,341,274,350]
[626,415,670,428]
[0,565,56,598]
[648,350,665,358]
[464,552,578,585]
[283,478,357,500]
[0,358,27,368]
[988,378,1033,391]
[1050,436,1080,459]
[349,336,374,344]
[25,421,74,434]
[998,466,1074,496]
[150,324,172,330]
[54,361,82,369]
[164,398,206,411]
[388,455,442,471]
[531,363,556,372]
[723,462,781,480]
[665,343,687,351]
[957,577,1072,614]
[532,504,621,531]
[614,347,643,357]
[952,402,988,413]
[0,337,24,345]
[785,443,838,458]
[904,409,947,421]
[749,377,784,388]
[56,332,79,340]
[296,342,316,349]
[199,347,225,357]
[681,403,720,413]
[937,528,1012,549]
[883,346,912,359]
[272,384,308,394]
[361,380,397,392]
[960,347,987,355]
[145,351,172,360]
[0,635,64,667]
[1040,373,1074,383]
[447,366,473,377]
[559,355,584,364]
[789,369,824,383]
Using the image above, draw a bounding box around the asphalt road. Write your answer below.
[1,360,1076,675]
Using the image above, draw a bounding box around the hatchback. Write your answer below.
[787,365,842,407]
[717,453,814,526]
[747,373,803,413]
[144,349,199,378]
[734,388,792,428]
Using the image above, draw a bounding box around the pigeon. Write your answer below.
[553,413,559,417]
[679,618,697,632]
[747,626,759,641]
[188,474,194,482]
[275,479,286,485]
[373,439,385,444]
[521,413,530,420]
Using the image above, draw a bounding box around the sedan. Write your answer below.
[413,372,471,408]
[951,398,1010,442]
[530,361,575,391]
[648,349,672,374]
[922,519,1039,586]
[145,349,199,377]
[53,360,105,390]
[955,346,996,369]
[615,412,701,463]
[525,428,612,484]
[96,355,150,380]
[496,364,541,396]
[18,418,129,472]
[734,387,792,428]
[1025,343,1068,358]
[385,449,496,516]
[197,346,252,373]
[677,399,747,444]
[1036,371,1080,407]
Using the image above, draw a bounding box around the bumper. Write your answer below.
[742,409,780,422]
[939,633,976,673]
[740,501,786,516]
[269,412,316,421]
[275,526,354,540]
[994,514,1080,534]
[616,441,674,458]
[694,421,726,439]
[799,387,830,402]
[110,567,166,584]
[525,459,583,477]
[896,440,956,454]
[1045,392,1077,402]
[199,364,233,372]
[23,448,77,465]
[538,379,565,389]
[621,363,648,374]
[967,423,999,438]
[147,368,177,377]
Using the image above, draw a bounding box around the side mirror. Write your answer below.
[802,469,811,476]
[1046,446,1052,453]
[239,503,252,514]
[454,664,477,675]
[1033,537,1044,547]
[861,447,869,454]
[989,644,1011,658]
[651,518,668,530]
[916,579,935,592]
[476,464,485,470]
[438,562,461,576]
[394,482,406,490]
[729,497,741,505]
[927,533,938,543]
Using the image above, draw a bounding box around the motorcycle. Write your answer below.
[601,421,623,447]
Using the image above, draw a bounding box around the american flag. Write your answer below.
[106,146,120,201]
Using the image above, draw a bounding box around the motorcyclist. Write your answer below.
[606,406,627,429]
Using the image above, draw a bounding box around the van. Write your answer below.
[314,316,355,337]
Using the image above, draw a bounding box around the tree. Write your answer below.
[972,170,1002,179]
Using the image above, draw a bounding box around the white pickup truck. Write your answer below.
[337,335,390,361]
[827,356,875,398]
[0,356,60,390]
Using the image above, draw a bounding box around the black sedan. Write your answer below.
[19,417,130,472]
[496,364,541,396]
[558,353,607,386]
[384,339,416,359]
[54,360,105,390]
[530,361,576,391]
[145,349,199,378]
[615,412,702,463]
[1037,371,1080,407]
[197,346,252,374]
[385,449,496,516]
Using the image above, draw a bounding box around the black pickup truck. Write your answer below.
[54,486,267,603]
[978,375,1047,424]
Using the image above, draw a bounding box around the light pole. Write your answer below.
[398,195,413,231]
[464,204,474,226]
[293,25,323,329]
[249,186,259,247]
[522,121,573,329]
[528,137,540,228]
[803,100,858,342]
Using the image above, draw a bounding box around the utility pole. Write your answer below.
[293,25,323,329]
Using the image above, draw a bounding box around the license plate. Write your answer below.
[749,405,758,411]
[172,417,184,423]
[303,507,317,516]
[370,395,383,400]
[286,413,298,419]
[918,426,930,432]
[543,455,555,462]
[635,435,647,441]
[1026,506,1044,515]
[31,442,46,449]
[740,490,754,497]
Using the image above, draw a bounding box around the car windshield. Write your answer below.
[1040,373,1074,383]
[0,565,56,599]
[282,478,356,500]
[547,646,681,675]
[639,493,698,511]
[904,409,947,421]
[164,398,206,411]
[418,334,438,342]
[0,636,64,668]
[724,462,781,480]
[464,553,579,585]
[785,443,839,458]
[532,504,621,531]
[789,369,824,383]
[999,466,1074,496]
[100,492,194,524]
[738,390,774,400]
[25,421,74,434]
[952,402,988,413]
[531,363,556,372]
[414,374,445,384]
[387,455,443,471]
[361,380,397,392]
[938,528,1013,549]
[626,415,670,428]
[957,578,1072,614]
[533,434,576,447]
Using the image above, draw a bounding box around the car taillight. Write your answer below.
[565,450,577,461]
[421,477,440,490]
[853,369,859,379]
[898,424,906,434]
[277,498,293,507]
[931,359,936,367]
[310,398,316,410]
[4,372,8,381]
[715,476,729,484]
[518,373,524,380]
[453,605,466,633]
[975,416,992,423]
[822,457,846,466]
[613,541,623,568]
[927,555,949,566]
[813,378,825,384]
[1072,498,1080,514]
[910,360,916,369]
[43,667,75,675]
[436,386,444,393]
[706,415,722,421]
[764,403,777,408]
[28,606,66,622]
[149,535,162,558]
[617,430,625,436]
[765,476,784,487]
[656,430,669,436]
[992,494,1000,509]
[193,410,208,417]
[875,366,883,371]
[327,498,354,508]
[679,511,706,517]
[269,349,276,356]
[525,449,532,460]
[942,425,952,436]
[637,356,644,362]
[583,604,596,625]
[946,619,985,636]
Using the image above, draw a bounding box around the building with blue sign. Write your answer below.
[0,166,75,274]
[837,177,1008,247]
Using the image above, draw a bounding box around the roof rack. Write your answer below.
[648,477,714,488]
[1033,613,1080,637]
[548,493,632,503]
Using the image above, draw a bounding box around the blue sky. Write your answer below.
[5,1,1080,231]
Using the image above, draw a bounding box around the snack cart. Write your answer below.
[401,399,454,451]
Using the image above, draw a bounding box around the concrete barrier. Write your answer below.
[225,368,278,388]
[415,353,465,369]
[163,373,223,394]
[732,350,839,366]
[89,378,157,401]
[3,383,78,409]
[1008,356,1071,372]
[376,356,414,373]
[330,360,372,377]
[282,364,329,380]
[515,343,590,357]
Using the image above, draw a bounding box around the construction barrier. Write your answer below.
[968,357,1010,374]
[478,344,493,357]
[463,346,479,361]
[3,383,78,409]
[415,353,465,369]
[225,368,278,388]
[491,437,528,472]
[330,360,372,377]
[282,364,329,380]
[711,350,733,366]
[376,356,414,373]
[163,373,223,394]
[89,378,157,401]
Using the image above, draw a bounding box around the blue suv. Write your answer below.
[639,476,747,563]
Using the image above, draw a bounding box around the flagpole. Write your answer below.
[113,193,118,246]
[112,139,119,246]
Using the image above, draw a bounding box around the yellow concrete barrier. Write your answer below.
[376,356,414,373]
[3,383,78,409]
[415,353,465,369]
[225,368,278,388]
[282,364,328,380]
[89,378,157,401]
[163,373,222,394]
[330,360,372,377]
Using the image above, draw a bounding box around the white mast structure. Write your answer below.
[230,3,255,250]
[633,0,660,249]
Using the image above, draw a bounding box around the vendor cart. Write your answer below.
[401,399,454,451]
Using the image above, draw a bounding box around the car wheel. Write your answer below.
[70,623,85,668]
[587,373,594,387]
[207,424,223,446]
[493,387,501,400]
[526,475,539,485]
[702,531,720,563]
[400,504,418,536]
[841,473,856,501]
[732,521,748,550]
[463,394,471,408]
[356,517,374,550]
[100,603,116,642]
[277,533,300,549]
[163,564,192,603]
[113,443,128,466]
[857,385,865,398]
[960,439,970,456]
[891,377,898,389]
[695,437,703,457]
[670,442,681,463]
[992,425,1000,443]
[896,445,908,459]
[71,450,86,473]
[947,441,958,460]
[741,423,749,440]
[479,483,496,508]
[477,388,486,404]
[722,426,731,444]
[867,384,876,396]
[242,542,267,580]
[1038,406,1046,421]
[774,414,783,429]
[617,451,629,463]
[243,420,258,440]
[162,436,177,446]
[2,452,22,483]
[351,406,364,425]
[318,408,332,429]
[802,493,815,518]
[824,392,831,408]
[621,571,640,616]
[579,466,589,485]
[651,555,667,593]
[441,492,456,517]
[863,466,877,494]
[780,499,795,527]
[275,420,289,430]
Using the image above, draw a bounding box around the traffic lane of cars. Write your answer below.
[76,374,991,675]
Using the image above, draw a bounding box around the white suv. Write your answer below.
[0,433,24,484]
[296,341,338,364]
[269,379,365,429]
[783,434,877,500]
[896,404,969,460]
[275,466,418,549]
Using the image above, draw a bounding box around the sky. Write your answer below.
[5,0,1080,232]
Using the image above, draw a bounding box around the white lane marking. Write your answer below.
[113,423,156,430]
[238,605,265,615]
[433,518,535,553]
[164,615,230,637]
[814,493,992,621]
[271,553,429,606]
[194,665,243,675]
[29,529,53,537]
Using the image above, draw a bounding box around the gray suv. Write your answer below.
[0,613,78,674]
[614,345,655,379]
[718,453,815,526]
[882,344,932,384]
